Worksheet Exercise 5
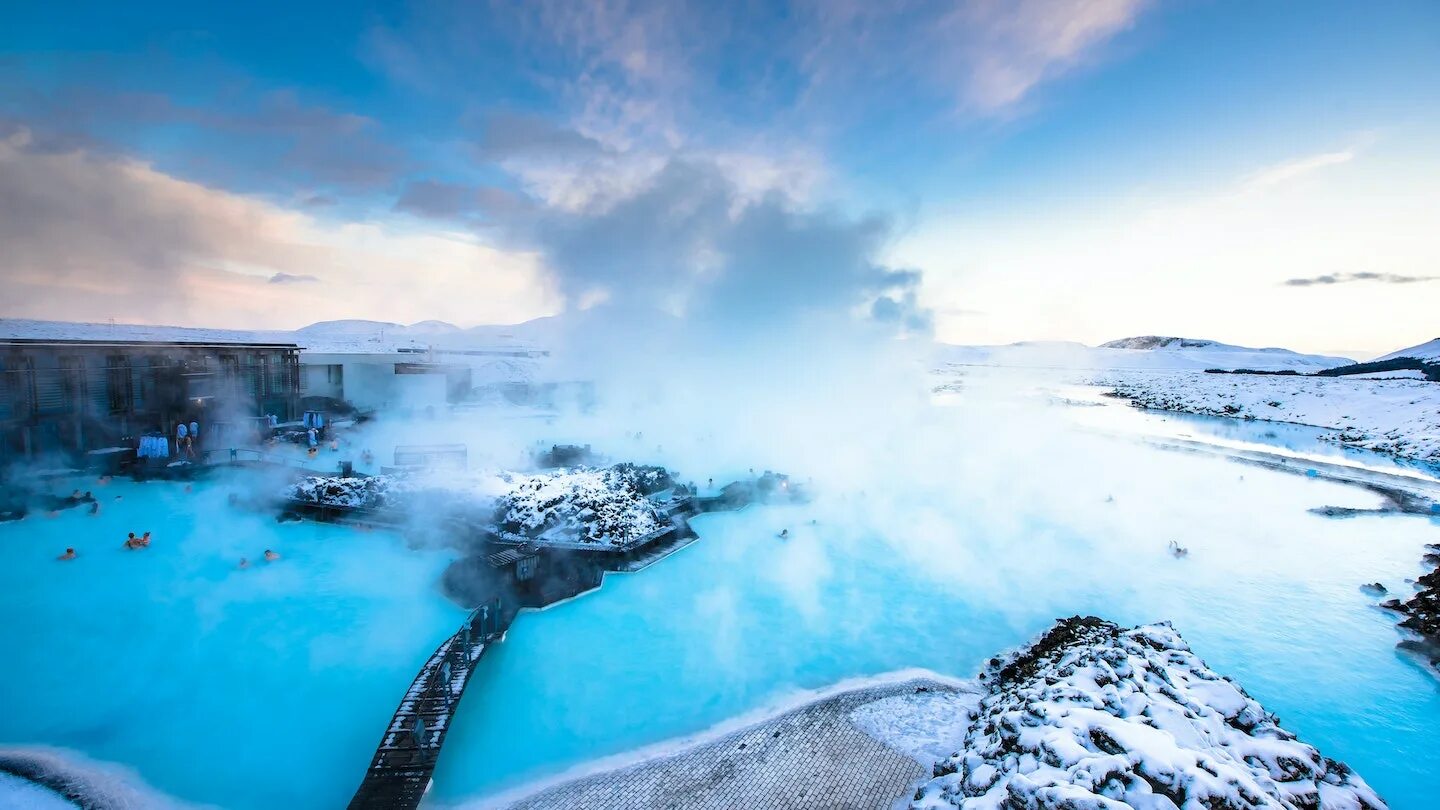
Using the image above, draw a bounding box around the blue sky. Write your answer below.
[2,1,1437,355]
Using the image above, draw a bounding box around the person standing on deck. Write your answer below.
[307,427,317,449]
[189,421,199,452]
[175,422,188,458]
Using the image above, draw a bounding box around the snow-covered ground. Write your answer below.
[912,617,1386,810]
[937,336,1352,373]
[1097,370,1440,462]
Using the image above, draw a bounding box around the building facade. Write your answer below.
[0,338,300,463]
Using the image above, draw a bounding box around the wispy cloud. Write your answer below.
[796,0,1151,115]
[268,272,319,284]
[1282,271,1438,287]
[945,0,1151,111]
[1241,149,1355,192]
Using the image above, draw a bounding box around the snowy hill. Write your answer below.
[1376,338,1440,363]
[938,336,1351,372]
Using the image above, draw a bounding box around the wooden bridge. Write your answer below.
[349,598,510,809]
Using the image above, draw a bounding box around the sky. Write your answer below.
[1,0,1437,357]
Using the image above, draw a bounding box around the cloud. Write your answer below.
[0,129,558,329]
[394,179,534,223]
[952,0,1151,111]
[510,155,929,337]
[2,80,410,192]
[477,113,610,160]
[1241,149,1355,192]
[1282,271,1439,287]
[794,0,1150,114]
[268,272,319,284]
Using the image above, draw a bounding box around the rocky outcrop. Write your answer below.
[1381,543,1440,673]
[911,617,1385,810]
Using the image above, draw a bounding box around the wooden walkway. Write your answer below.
[349,598,509,809]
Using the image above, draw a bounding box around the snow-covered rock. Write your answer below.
[494,464,674,547]
[912,617,1386,810]
[287,464,677,548]
[1098,370,1440,462]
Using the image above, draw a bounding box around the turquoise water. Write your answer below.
[431,423,1440,807]
[2,399,1439,808]
[0,472,464,808]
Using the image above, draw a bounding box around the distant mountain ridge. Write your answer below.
[1376,337,1440,363]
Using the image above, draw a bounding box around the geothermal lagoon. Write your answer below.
[2,385,1438,808]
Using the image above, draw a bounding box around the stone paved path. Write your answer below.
[503,678,963,810]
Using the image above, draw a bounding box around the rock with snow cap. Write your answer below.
[912,616,1386,810]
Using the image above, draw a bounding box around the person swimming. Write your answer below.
[89,501,100,515]
[263,549,280,561]
[123,532,140,550]
[140,531,152,547]
[58,548,76,560]
[238,557,249,569]
[777,528,789,539]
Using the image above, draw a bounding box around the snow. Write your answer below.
[938,336,1350,373]
[0,772,74,810]
[1096,370,1440,462]
[286,470,511,509]
[911,618,1386,810]
[1375,338,1440,364]
[495,464,673,546]
[287,464,674,547]
[850,690,983,766]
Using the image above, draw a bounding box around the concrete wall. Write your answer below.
[300,353,450,413]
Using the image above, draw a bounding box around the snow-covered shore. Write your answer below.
[912,617,1386,810]
[1097,370,1440,463]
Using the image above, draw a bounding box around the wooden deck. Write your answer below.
[348,598,509,809]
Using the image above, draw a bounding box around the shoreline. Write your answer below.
[447,669,980,809]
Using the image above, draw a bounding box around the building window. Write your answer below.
[328,364,343,385]
[106,355,132,413]
[59,356,83,411]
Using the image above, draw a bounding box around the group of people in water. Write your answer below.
[58,528,283,568]
[237,550,281,568]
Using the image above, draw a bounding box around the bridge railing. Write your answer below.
[200,447,314,470]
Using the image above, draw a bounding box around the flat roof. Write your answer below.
[0,338,299,349]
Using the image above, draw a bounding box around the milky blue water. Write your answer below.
[429,404,1440,807]
[0,472,464,808]
[1,398,1438,809]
